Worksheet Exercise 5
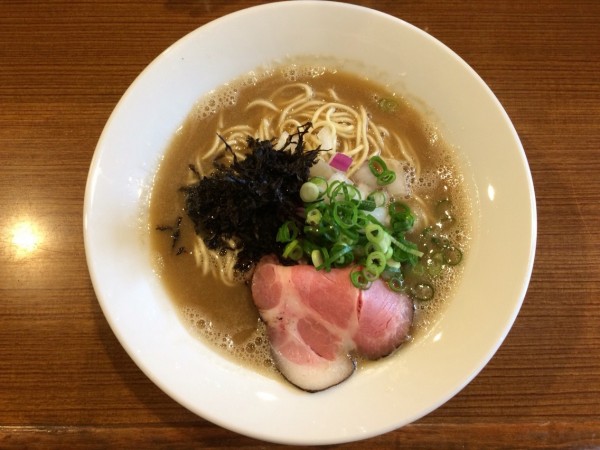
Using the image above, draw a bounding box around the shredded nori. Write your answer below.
[156,216,184,251]
[184,123,321,272]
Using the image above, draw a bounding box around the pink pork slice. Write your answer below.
[251,257,414,392]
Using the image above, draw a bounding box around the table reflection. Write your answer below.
[9,219,43,258]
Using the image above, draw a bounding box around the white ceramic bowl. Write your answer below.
[84,1,536,445]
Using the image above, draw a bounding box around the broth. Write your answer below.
[149,64,471,376]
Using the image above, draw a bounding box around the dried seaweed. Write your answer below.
[184,123,321,272]
[156,216,184,251]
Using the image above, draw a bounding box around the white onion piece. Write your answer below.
[309,158,335,179]
[384,158,409,197]
[317,127,334,150]
[352,161,379,190]
[328,172,352,186]
[356,182,372,200]
[408,200,428,230]
[368,206,390,227]
[324,172,354,203]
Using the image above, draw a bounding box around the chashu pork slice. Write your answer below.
[251,257,414,392]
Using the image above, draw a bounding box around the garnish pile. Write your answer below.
[184,124,320,271]
[180,122,462,301]
[274,157,424,295]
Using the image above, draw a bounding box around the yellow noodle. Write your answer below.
[246,98,279,112]
[393,134,420,177]
[327,87,340,101]
[193,238,211,276]
[193,236,240,286]
[271,82,313,102]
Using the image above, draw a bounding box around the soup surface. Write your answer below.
[149,63,472,376]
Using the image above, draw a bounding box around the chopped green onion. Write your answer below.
[412,282,434,301]
[380,232,392,254]
[389,201,415,232]
[351,268,370,289]
[392,218,415,233]
[421,226,434,239]
[442,246,463,266]
[378,98,398,113]
[326,179,343,201]
[309,176,328,198]
[358,200,376,211]
[338,229,359,245]
[329,243,353,267]
[300,182,320,203]
[362,267,380,282]
[306,208,322,225]
[389,201,410,217]
[322,224,340,242]
[435,198,454,223]
[311,249,324,268]
[385,246,394,259]
[301,239,319,255]
[366,154,397,186]
[365,250,387,276]
[332,201,358,229]
[388,276,404,292]
[282,239,303,260]
[365,223,385,244]
[431,235,452,249]
[329,181,361,202]
[368,156,388,177]
[275,172,442,294]
[367,190,387,207]
[409,262,426,277]
[355,211,370,229]
[365,213,386,229]
[389,234,424,258]
[425,252,444,276]
[364,241,382,255]
[377,170,396,186]
[276,221,299,243]
[386,258,401,270]
[320,247,331,271]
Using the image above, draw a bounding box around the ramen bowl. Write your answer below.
[84,1,536,445]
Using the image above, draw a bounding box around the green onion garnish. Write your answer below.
[367,190,387,207]
[351,268,371,290]
[300,181,320,203]
[377,170,396,186]
[365,250,387,276]
[332,201,358,229]
[442,246,463,266]
[282,239,303,261]
[388,276,404,292]
[368,156,388,177]
[309,176,328,199]
[276,220,299,243]
[274,155,457,298]
[306,208,322,226]
[412,282,434,301]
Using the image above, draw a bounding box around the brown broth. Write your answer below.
[149,64,471,376]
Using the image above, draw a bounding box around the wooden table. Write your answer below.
[1,1,598,448]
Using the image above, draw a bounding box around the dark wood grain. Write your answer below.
[1,0,599,448]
